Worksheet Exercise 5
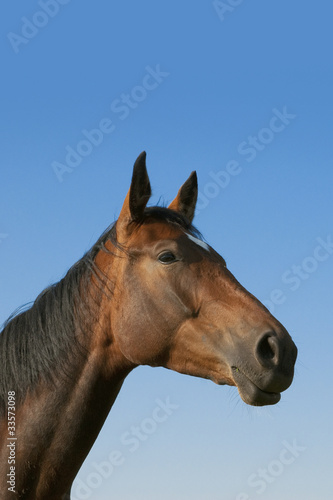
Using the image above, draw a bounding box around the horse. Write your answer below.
[0,152,297,499]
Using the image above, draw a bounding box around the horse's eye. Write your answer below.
[158,251,177,264]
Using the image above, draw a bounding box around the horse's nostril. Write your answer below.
[256,333,279,368]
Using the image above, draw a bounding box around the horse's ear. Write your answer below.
[168,171,198,223]
[117,152,151,240]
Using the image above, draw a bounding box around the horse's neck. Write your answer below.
[5,329,133,499]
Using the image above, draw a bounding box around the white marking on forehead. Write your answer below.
[186,233,210,252]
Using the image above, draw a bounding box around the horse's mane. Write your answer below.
[0,207,201,416]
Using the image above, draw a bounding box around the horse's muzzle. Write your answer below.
[231,329,298,406]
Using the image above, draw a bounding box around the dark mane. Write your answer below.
[0,207,201,416]
[0,223,118,416]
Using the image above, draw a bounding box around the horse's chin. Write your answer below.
[231,367,281,407]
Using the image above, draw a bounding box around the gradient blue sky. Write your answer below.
[1,1,332,499]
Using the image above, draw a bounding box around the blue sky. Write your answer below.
[1,1,332,499]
